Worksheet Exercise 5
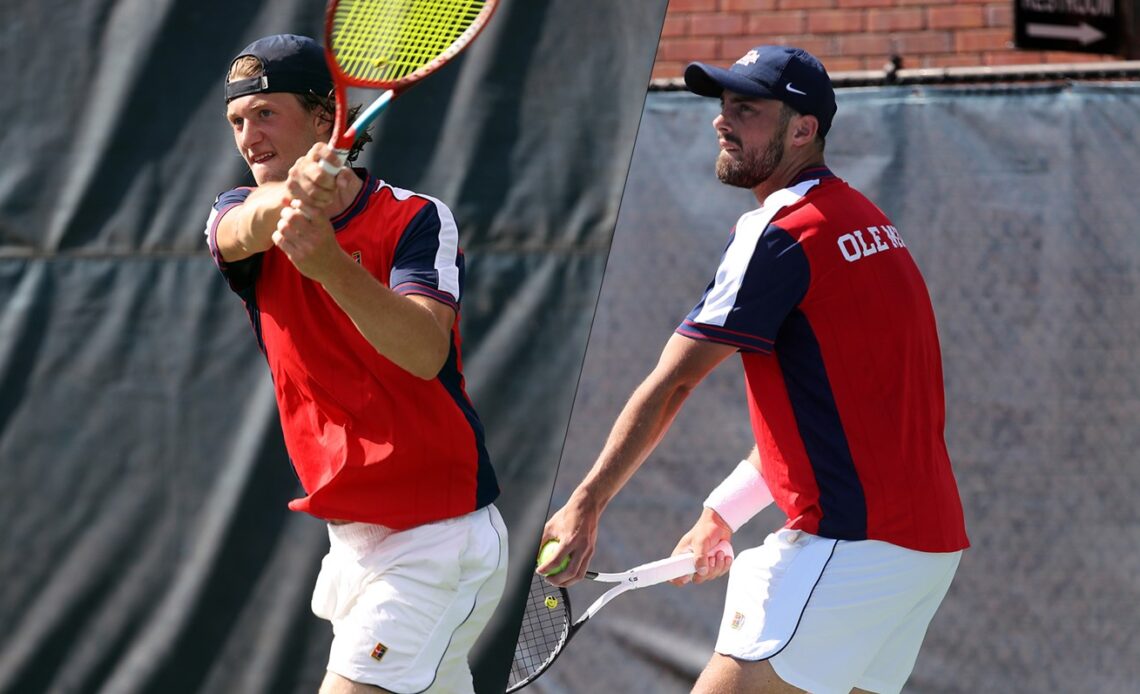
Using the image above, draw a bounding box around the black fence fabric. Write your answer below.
[0,1,669,692]
[545,84,1140,693]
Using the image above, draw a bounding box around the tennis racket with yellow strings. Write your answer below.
[319,0,498,174]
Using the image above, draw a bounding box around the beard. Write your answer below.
[715,114,791,189]
[715,133,784,188]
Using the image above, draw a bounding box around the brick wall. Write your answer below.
[653,0,1118,80]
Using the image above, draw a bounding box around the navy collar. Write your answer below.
[330,168,374,232]
[789,165,835,187]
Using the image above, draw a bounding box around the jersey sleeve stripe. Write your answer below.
[205,203,242,269]
[394,282,460,310]
[428,198,461,301]
[677,320,774,353]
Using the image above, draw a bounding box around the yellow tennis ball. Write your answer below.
[537,539,570,576]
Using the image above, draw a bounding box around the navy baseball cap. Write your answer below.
[224,34,333,103]
[684,46,837,136]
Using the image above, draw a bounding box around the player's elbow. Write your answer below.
[406,343,449,380]
[666,380,698,411]
[647,363,702,397]
[635,369,697,414]
[408,361,443,380]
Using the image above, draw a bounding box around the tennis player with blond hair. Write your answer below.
[205,34,507,694]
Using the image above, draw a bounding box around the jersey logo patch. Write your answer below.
[352,251,363,264]
[730,611,746,630]
[370,641,388,661]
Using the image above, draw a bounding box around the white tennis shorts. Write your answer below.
[311,505,508,694]
[715,528,961,694]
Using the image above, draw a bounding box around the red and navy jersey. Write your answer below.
[679,167,968,552]
[205,170,498,530]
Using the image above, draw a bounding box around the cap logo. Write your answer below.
[785,83,808,96]
[736,50,760,67]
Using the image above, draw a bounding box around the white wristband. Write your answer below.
[703,459,775,532]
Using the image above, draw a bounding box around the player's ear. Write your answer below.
[314,107,335,138]
[791,114,818,146]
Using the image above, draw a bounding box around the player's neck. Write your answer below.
[750,152,826,205]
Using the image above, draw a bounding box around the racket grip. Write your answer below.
[319,150,348,176]
[709,539,735,561]
[625,554,695,586]
[625,540,734,587]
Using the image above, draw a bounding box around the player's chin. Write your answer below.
[249,161,287,185]
[717,148,743,165]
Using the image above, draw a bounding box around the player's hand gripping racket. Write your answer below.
[319,0,499,174]
[506,541,734,691]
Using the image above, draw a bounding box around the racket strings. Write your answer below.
[331,0,487,84]
[508,573,572,688]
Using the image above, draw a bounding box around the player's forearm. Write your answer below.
[216,185,288,262]
[318,254,451,379]
[573,373,694,511]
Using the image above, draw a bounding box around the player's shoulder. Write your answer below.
[212,185,256,210]
[368,176,449,211]
[775,174,877,233]
[368,178,458,231]
[345,175,459,246]
[733,175,836,236]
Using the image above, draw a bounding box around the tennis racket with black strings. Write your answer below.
[506,541,734,691]
[319,0,499,174]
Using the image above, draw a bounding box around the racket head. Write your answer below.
[322,0,498,150]
[507,572,576,692]
[324,0,497,89]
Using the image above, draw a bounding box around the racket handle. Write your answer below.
[606,540,734,587]
[321,89,396,176]
[319,150,348,176]
[630,553,701,586]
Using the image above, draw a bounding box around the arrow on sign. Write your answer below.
[1025,22,1105,45]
